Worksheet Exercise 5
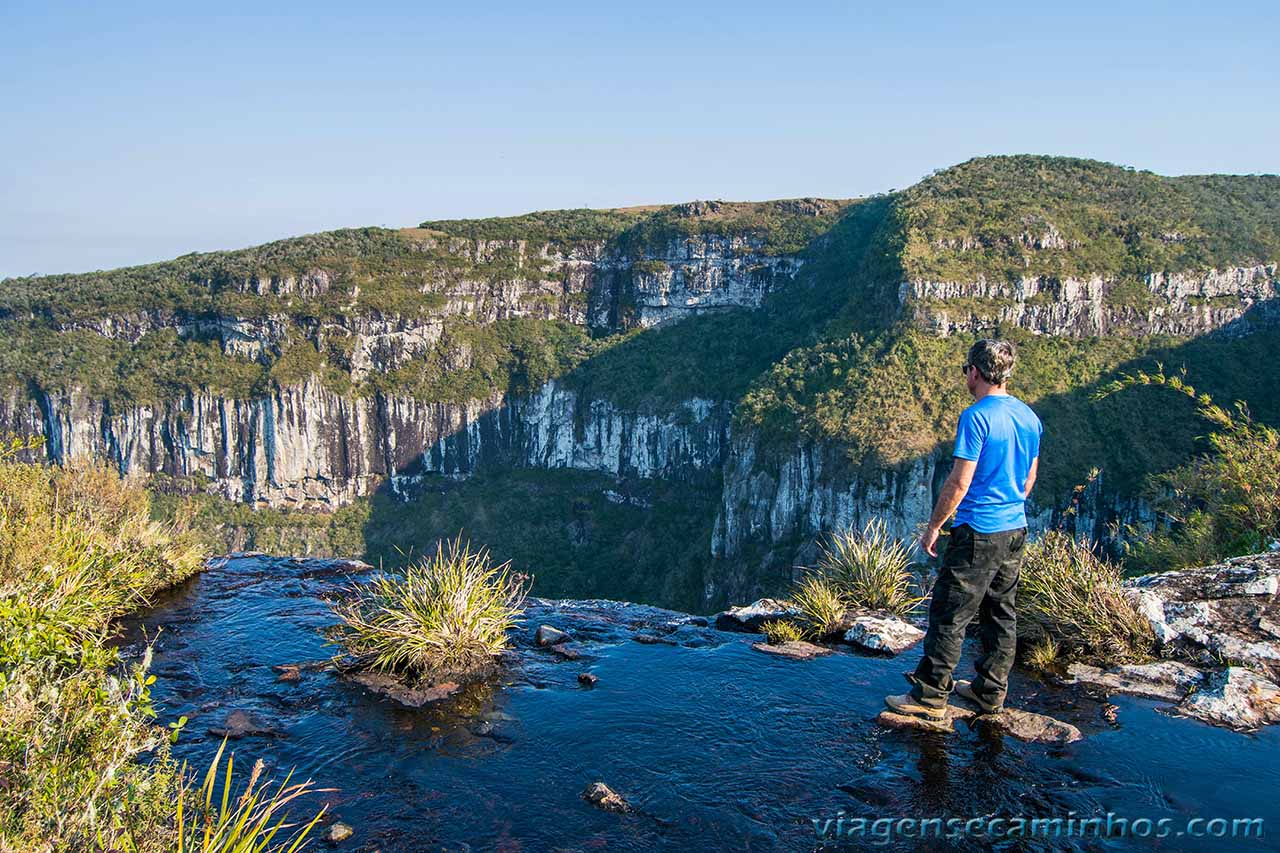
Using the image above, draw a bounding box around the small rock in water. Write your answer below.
[582,781,631,813]
[207,709,279,739]
[578,672,599,687]
[273,664,302,683]
[326,822,353,842]
[841,612,925,655]
[713,599,798,633]
[536,625,571,646]
[752,640,832,660]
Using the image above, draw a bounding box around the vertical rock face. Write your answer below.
[423,380,731,484]
[587,234,803,329]
[711,437,937,559]
[903,264,1278,337]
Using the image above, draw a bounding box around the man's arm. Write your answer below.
[919,458,977,557]
[1023,457,1039,498]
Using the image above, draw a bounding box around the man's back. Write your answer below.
[952,393,1042,533]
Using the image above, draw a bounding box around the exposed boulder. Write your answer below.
[1065,661,1206,702]
[536,625,571,646]
[582,781,632,813]
[713,599,798,632]
[977,708,1084,744]
[752,640,832,660]
[578,672,599,687]
[1125,552,1280,679]
[841,612,925,655]
[1177,667,1280,732]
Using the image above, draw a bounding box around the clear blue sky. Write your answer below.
[2,0,1277,277]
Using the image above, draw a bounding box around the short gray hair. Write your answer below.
[967,339,1016,385]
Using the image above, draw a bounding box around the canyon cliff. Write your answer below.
[1,156,1277,607]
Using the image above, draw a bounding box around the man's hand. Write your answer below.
[920,458,976,558]
[919,525,941,558]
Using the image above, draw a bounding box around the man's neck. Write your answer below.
[973,383,1008,401]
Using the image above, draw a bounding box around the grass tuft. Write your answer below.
[789,575,847,639]
[330,535,528,679]
[1024,636,1062,673]
[761,620,805,646]
[813,519,924,616]
[1017,531,1153,666]
[174,739,324,853]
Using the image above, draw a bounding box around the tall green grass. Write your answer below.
[0,444,321,852]
[330,536,528,679]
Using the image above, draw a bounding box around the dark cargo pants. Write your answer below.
[910,523,1026,711]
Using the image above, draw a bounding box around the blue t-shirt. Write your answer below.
[952,394,1042,533]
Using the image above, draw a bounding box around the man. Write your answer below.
[884,338,1042,720]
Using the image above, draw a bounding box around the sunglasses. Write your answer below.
[960,363,972,375]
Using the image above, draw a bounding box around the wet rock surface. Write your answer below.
[877,696,1083,744]
[343,672,463,708]
[752,640,832,660]
[1065,661,1206,702]
[1110,552,1280,731]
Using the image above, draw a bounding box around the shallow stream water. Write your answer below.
[117,556,1280,851]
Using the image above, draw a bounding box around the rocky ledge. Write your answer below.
[1063,551,1280,732]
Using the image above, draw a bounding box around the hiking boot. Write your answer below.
[884,693,946,720]
[954,680,1002,714]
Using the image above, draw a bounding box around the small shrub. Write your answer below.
[790,575,847,639]
[761,620,804,646]
[815,519,924,616]
[330,536,528,679]
[1017,531,1153,666]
